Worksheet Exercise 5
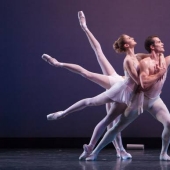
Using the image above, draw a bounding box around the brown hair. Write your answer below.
[144,35,159,53]
[113,34,126,53]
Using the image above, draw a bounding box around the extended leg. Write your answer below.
[42,54,112,89]
[47,92,113,120]
[147,98,170,161]
[78,11,116,76]
[110,115,132,159]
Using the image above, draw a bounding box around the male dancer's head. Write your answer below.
[144,35,164,54]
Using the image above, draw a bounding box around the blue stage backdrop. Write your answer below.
[1,0,170,137]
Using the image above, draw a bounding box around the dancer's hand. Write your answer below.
[154,64,166,81]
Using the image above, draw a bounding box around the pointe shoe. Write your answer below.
[79,144,92,160]
[121,150,132,160]
[160,153,170,161]
[78,11,87,31]
[47,111,66,120]
[86,153,97,161]
[42,54,59,66]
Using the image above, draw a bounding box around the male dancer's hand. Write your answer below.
[154,64,166,81]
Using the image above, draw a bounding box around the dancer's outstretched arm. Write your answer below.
[78,11,116,76]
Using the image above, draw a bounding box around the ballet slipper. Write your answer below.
[78,11,87,31]
[47,111,66,120]
[85,153,98,161]
[120,150,132,160]
[160,153,170,161]
[42,54,61,67]
[79,144,92,160]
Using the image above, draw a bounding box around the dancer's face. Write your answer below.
[123,35,137,48]
[151,37,164,53]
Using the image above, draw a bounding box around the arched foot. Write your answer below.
[47,111,66,120]
[79,144,92,160]
[42,54,60,66]
[121,150,132,160]
[78,11,87,31]
[86,153,98,161]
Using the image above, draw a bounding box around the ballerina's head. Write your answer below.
[113,34,137,53]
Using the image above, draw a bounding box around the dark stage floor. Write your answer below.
[0,149,170,170]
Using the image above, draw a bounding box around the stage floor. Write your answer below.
[0,149,169,170]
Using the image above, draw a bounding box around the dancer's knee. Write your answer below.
[165,120,170,130]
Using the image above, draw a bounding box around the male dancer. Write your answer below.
[86,35,170,161]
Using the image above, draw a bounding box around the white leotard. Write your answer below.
[103,66,142,113]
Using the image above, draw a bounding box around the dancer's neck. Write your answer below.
[126,48,135,56]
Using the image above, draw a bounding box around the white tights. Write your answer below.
[63,92,113,115]
[88,102,127,151]
[89,97,170,160]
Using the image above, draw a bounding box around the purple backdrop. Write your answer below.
[1,0,170,137]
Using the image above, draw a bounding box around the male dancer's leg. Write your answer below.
[85,108,139,160]
[147,97,170,160]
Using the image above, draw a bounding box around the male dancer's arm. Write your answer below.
[139,59,166,89]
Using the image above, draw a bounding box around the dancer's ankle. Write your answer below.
[88,144,95,150]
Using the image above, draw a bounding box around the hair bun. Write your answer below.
[113,41,120,53]
[113,34,126,53]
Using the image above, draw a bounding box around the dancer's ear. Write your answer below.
[150,44,155,50]
[124,43,129,49]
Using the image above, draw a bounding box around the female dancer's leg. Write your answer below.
[78,11,131,159]
[42,54,111,89]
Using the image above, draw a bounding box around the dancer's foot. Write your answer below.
[86,153,98,161]
[115,148,121,158]
[78,11,87,31]
[160,153,170,161]
[42,54,60,66]
[47,111,66,120]
[120,149,132,160]
[79,144,92,160]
